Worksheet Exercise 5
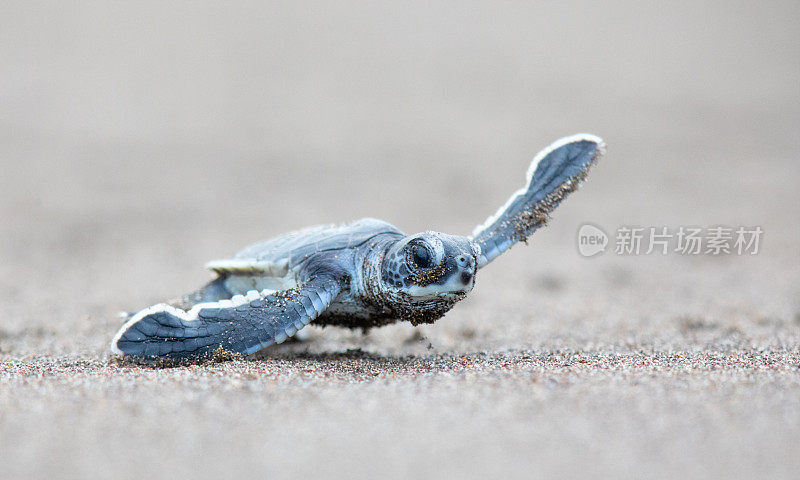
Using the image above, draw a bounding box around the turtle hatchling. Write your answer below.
[112,134,605,360]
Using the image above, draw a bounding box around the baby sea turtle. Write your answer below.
[112,134,604,360]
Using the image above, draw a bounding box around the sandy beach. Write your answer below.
[1,1,799,478]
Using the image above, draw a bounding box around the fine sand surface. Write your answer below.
[1,2,799,479]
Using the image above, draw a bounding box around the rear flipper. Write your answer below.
[115,277,235,321]
[168,276,233,310]
[111,274,342,361]
[471,134,604,267]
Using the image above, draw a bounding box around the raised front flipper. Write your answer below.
[111,274,343,361]
[471,134,604,267]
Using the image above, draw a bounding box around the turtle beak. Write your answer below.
[456,254,476,289]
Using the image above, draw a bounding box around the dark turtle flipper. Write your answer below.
[156,277,234,312]
[471,134,604,267]
[115,278,231,322]
[111,274,343,361]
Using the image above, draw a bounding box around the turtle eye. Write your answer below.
[410,244,432,269]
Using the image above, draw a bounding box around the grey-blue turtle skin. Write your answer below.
[111,134,605,361]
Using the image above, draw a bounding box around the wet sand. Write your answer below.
[1,1,799,479]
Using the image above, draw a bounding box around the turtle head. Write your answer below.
[381,232,479,301]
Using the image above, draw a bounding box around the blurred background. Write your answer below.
[1,1,798,479]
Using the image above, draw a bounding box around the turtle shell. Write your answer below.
[205,217,403,281]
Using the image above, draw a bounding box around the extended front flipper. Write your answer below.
[470,134,604,267]
[111,274,343,361]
